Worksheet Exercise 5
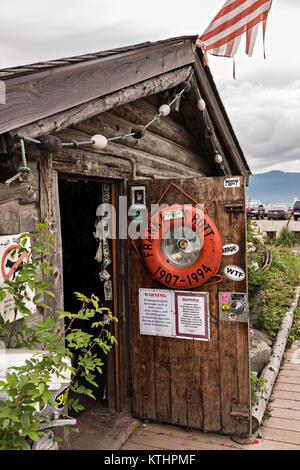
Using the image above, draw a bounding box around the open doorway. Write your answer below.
[58,178,113,411]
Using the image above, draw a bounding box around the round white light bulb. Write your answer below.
[159,104,171,117]
[91,134,108,150]
[197,98,206,111]
[214,153,223,164]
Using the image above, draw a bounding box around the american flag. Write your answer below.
[197,0,273,60]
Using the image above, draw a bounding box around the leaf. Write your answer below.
[0,290,6,302]
[2,419,10,429]
[38,383,45,394]
[28,432,40,442]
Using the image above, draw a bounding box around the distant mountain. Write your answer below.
[246,171,300,207]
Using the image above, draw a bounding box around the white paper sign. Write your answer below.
[139,289,210,341]
[0,234,36,322]
[224,177,240,188]
[139,289,173,337]
[175,291,209,340]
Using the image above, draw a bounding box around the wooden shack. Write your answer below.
[0,36,253,437]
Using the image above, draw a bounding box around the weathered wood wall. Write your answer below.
[0,86,224,413]
[54,94,214,179]
[128,176,251,436]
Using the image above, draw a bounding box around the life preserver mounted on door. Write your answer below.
[141,204,222,289]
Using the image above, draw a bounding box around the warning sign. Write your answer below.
[174,291,209,340]
[0,234,35,323]
[139,288,210,341]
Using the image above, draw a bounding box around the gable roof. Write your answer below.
[0,36,250,176]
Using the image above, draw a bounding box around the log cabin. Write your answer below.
[0,36,253,437]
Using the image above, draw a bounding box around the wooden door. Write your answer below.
[127,176,251,437]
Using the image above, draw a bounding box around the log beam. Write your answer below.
[11,67,192,140]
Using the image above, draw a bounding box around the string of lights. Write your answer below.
[5,67,225,185]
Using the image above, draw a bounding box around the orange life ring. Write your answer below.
[141,204,222,289]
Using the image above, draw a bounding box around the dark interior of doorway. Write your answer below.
[58,178,109,411]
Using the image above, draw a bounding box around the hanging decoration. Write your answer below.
[5,67,227,185]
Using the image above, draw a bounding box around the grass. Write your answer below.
[274,226,297,248]
[248,222,300,344]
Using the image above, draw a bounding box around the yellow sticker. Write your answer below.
[55,387,69,408]
[221,303,230,314]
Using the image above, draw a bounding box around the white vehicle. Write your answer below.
[0,347,76,450]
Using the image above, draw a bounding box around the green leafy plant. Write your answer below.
[247,223,300,342]
[274,226,297,248]
[250,373,268,406]
[0,224,117,449]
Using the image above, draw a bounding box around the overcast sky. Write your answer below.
[0,0,299,174]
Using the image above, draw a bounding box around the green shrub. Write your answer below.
[274,226,297,248]
[0,224,117,449]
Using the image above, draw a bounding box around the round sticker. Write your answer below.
[222,244,239,256]
[224,265,245,281]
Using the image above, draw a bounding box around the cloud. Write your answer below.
[219,81,300,173]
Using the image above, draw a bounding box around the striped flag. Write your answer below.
[197,0,273,61]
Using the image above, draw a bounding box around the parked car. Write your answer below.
[247,200,265,219]
[293,200,300,221]
[267,204,291,220]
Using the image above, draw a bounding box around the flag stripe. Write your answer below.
[205,12,269,53]
[202,0,268,34]
[246,23,259,56]
[200,0,271,43]
[197,0,273,61]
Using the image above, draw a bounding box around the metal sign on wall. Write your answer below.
[0,234,35,323]
[139,288,210,341]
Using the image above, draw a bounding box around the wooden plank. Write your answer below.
[2,41,194,134]
[0,162,39,205]
[127,176,249,436]
[55,128,202,179]
[213,176,249,436]
[133,422,244,448]
[266,407,300,421]
[115,182,133,414]
[0,200,20,234]
[154,336,172,423]
[279,370,300,377]
[19,203,39,233]
[73,112,212,174]
[53,148,125,180]
[270,399,300,410]
[274,382,300,393]
[254,440,300,450]
[169,338,188,426]
[281,364,300,370]
[14,66,192,139]
[39,153,64,322]
[272,390,300,401]
[276,375,300,385]
[263,417,300,432]
[125,432,240,451]
[112,98,196,150]
[262,427,300,446]
[184,338,203,430]
[122,441,162,450]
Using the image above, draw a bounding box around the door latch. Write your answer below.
[221,300,245,315]
[218,292,249,323]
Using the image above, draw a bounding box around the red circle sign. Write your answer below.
[1,244,29,281]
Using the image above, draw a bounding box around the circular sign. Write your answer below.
[1,244,29,282]
[224,265,245,282]
[141,204,222,289]
[222,244,239,256]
